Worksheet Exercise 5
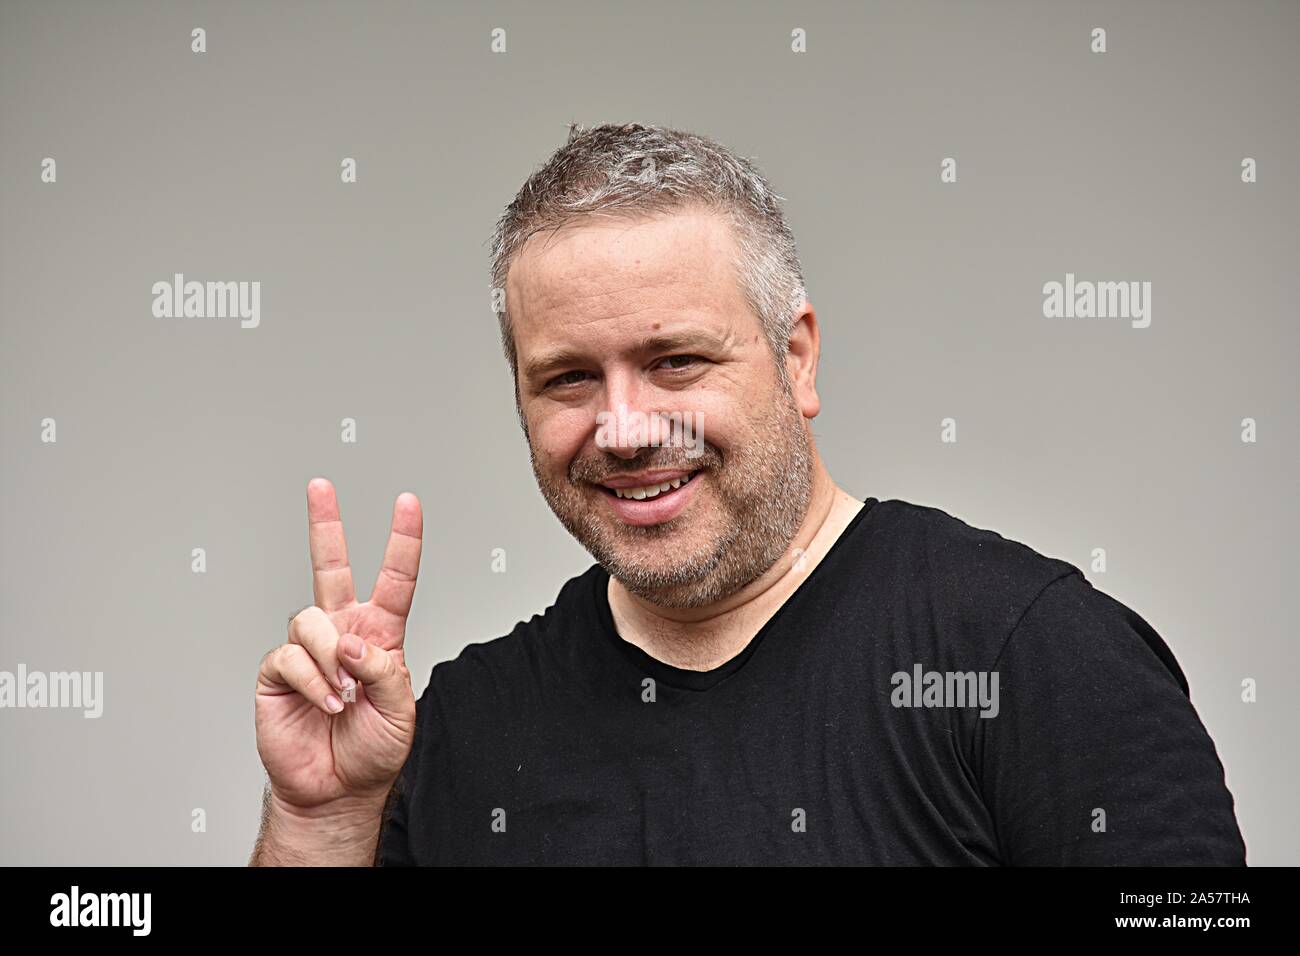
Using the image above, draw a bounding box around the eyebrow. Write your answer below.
[521,329,730,385]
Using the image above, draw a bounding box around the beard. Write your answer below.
[528,374,815,608]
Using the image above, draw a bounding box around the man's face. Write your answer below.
[507,207,815,608]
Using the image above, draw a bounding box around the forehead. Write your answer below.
[505,207,752,344]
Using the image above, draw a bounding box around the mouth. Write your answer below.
[595,470,702,527]
[601,471,698,500]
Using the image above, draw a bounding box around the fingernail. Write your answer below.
[340,634,365,660]
[337,666,357,702]
[324,694,344,713]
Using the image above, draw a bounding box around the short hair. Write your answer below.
[488,122,808,383]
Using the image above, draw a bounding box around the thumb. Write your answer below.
[338,633,410,717]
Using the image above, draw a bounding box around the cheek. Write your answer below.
[681,393,746,452]
[529,408,593,472]
[680,365,780,445]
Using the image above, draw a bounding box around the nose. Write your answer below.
[598,369,654,460]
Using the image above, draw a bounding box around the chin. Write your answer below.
[604,549,736,608]
[607,549,708,584]
[617,571,739,609]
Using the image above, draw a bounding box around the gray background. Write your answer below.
[1,0,1295,865]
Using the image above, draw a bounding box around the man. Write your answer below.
[250,123,1246,866]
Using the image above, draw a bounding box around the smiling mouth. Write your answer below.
[599,471,699,500]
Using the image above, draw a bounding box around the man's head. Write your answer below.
[490,123,824,608]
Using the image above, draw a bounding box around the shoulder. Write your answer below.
[852,502,1107,671]
[415,564,601,718]
[866,497,1083,603]
[994,565,1191,695]
[861,499,1187,690]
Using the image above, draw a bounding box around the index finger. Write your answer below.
[306,477,357,612]
[369,492,423,621]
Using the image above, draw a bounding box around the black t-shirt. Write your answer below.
[378,497,1246,865]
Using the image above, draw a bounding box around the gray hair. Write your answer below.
[488,122,807,383]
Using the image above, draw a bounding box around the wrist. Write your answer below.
[270,787,390,824]
[253,787,390,866]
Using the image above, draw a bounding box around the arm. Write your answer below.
[974,572,1246,865]
[249,785,391,867]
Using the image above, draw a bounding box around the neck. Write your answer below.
[607,458,864,671]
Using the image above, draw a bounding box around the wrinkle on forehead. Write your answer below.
[506,208,746,333]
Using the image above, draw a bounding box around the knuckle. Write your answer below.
[287,605,325,638]
[305,673,331,698]
[277,644,307,674]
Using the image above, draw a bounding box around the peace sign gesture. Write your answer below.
[255,478,424,813]
[307,477,423,655]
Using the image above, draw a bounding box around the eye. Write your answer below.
[656,354,702,371]
[545,369,592,389]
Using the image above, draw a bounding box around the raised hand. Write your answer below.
[255,478,424,812]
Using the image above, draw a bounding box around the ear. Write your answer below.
[784,301,821,419]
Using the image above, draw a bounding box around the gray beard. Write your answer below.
[530,385,815,609]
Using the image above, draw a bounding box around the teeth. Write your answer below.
[613,474,691,500]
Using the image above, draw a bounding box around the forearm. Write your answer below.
[249,786,389,867]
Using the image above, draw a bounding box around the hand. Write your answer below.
[255,478,424,811]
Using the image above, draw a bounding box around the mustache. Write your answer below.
[570,445,722,484]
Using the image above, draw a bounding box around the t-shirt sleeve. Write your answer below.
[973,572,1247,865]
[375,729,420,866]
[375,666,443,867]
[376,772,415,866]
